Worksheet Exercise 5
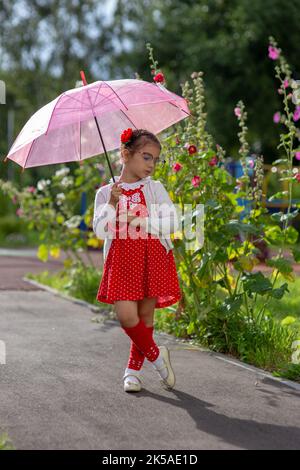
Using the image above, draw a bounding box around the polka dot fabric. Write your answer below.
[96,184,182,309]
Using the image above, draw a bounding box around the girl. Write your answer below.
[93,128,182,393]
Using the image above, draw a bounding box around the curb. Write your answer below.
[23,277,300,392]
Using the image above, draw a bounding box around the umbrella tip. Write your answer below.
[80,70,88,86]
[3,156,8,163]
[21,167,25,173]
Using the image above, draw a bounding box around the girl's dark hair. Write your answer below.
[121,129,161,154]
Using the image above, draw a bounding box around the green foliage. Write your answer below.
[0,433,14,450]
[147,40,300,379]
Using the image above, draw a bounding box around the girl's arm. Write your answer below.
[140,181,179,236]
[93,188,117,239]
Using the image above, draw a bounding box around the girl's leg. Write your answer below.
[116,299,160,363]
[125,297,157,371]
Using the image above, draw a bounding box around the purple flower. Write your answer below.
[293,106,300,122]
[283,79,289,88]
[268,45,280,60]
[273,112,281,123]
[295,151,300,161]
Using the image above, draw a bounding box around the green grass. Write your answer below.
[26,267,110,311]
[0,433,14,450]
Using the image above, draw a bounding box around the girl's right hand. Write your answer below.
[109,182,123,208]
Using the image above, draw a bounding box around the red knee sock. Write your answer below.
[127,325,154,371]
[122,319,159,363]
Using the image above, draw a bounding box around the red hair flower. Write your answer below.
[154,72,165,84]
[121,128,133,144]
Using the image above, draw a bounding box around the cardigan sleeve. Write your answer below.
[142,181,179,236]
[93,187,117,239]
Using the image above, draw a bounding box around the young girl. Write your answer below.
[93,128,182,393]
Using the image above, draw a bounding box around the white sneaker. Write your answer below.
[153,346,176,389]
[123,372,142,392]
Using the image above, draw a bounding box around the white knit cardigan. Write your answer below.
[93,175,179,263]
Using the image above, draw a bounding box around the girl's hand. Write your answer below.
[109,182,123,208]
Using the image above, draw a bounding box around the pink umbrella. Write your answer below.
[3,71,190,182]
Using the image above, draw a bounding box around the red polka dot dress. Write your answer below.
[96,183,182,308]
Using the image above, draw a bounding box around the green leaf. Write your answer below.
[269,191,288,201]
[269,283,289,299]
[285,226,299,245]
[264,225,284,245]
[241,272,272,295]
[37,244,48,262]
[292,247,300,262]
[223,220,259,236]
[266,258,293,274]
[217,295,243,316]
[272,158,288,165]
[281,315,296,326]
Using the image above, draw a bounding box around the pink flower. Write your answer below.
[208,156,218,167]
[283,79,289,88]
[268,45,280,60]
[183,143,190,149]
[12,195,18,204]
[277,88,283,95]
[188,145,197,155]
[192,176,202,187]
[295,151,300,161]
[248,159,255,168]
[234,107,241,117]
[16,208,23,217]
[153,72,165,84]
[293,106,300,122]
[273,112,281,123]
[27,186,36,193]
[295,173,300,183]
[173,162,183,172]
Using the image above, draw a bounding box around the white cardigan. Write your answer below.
[93,175,179,263]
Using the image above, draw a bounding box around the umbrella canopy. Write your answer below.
[4,78,190,174]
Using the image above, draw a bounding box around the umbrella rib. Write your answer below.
[22,138,36,169]
[90,81,104,107]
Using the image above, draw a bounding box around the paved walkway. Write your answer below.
[0,248,103,290]
[0,290,300,450]
[0,247,299,449]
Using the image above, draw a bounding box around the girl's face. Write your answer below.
[122,142,161,179]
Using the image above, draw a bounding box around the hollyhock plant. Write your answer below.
[173,162,183,172]
[16,208,23,217]
[268,45,280,60]
[295,173,300,183]
[273,112,281,123]
[191,176,202,187]
[293,106,300,122]
[234,107,241,117]
[153,72,165,84]
[208,156,218,167]
[188,145,197,155]
[27,186,36,193]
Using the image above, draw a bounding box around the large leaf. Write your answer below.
[241,272,272,295]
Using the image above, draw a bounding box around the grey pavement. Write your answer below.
[0,290,299,450]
